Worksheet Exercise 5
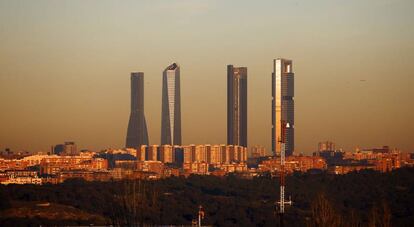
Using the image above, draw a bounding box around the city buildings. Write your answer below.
[258,155,327,173]
[318,141,336,152]
[0,145,413,185]
[227,65,248,147]
[251,145,267,158]
[126,72,149,149]
[161,63,182,146]
[52,142,79,156]
[182,144,247,164]
[272,58,294,156]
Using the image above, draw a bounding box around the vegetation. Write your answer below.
[0,168,413,226]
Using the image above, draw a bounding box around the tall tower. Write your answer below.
[272,58,294,156]
[161,63,181,146]
[227,65,247,147]
[126,72,149,149]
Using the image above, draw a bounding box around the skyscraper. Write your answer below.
[227,65,247,147]
[126,72,149,149]
[272,58,294,156]
[161,63,181,145]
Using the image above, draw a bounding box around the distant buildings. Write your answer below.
[0,144,413,185]
[40,154,108,175]
[161,63,182,146]
[251,145,267,158]
[182,144,247,164]
[53,144,65,155]
[258,155,327,173]
[318,141,336,152]
[137,144,247,165]
[227,65,248,147]
[53,142,78,156]
[272,58,294,156]
[126,72,149,149]
[312,145,414,174]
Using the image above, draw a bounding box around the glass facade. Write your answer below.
[272,59,294,156]
[227,65,248,147]
[126,72,149,149]
[161,63,181,146]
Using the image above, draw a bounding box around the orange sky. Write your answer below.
[0,0,413,154]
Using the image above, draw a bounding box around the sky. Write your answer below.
[0,0,413,154]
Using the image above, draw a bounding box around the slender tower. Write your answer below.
[126,72,149,149]
[227,65,248,147]
[161,63,181,146]
[272,58,294,156]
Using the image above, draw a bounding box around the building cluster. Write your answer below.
[1,143,413,185]
[0,152,108,184]
[0,143,249,185]
[258,155,327,173]
[125,59,295,158]
[250,145,267,158]
[314,143,414,174]
[134,144,248,176]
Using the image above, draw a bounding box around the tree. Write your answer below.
[310,193,342,227]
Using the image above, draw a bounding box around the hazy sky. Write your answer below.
[1,0,413,154]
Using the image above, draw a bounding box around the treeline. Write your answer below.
[0,168,413,226]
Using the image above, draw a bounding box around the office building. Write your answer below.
[272,58,294,156]
[161,63,182,146]
[63,142,78,155]
[227,65,248,147]
[318,141,336,152]
[126,72,149,149]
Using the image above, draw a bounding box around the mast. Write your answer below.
[276,121,293,226]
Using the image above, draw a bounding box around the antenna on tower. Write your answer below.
[276,121,293,227]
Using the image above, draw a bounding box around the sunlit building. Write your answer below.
[161,63,182,146]
[251,145,267,158]
[318,141,336,152]
[195,145,208,163]
[183,144,196,163]
[159,145,174,163]
[210,145,225,164]
[147,145,159,161]
[272,58,294,156]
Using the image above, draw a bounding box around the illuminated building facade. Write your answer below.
[272,58,294,156]
[161,63,182,146]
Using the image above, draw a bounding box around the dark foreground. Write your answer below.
[0,168,413,226]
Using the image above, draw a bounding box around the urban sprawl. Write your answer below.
[2,59,413,185]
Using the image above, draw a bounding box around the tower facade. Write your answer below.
[161,63,181,145]
[126,72,149,149]
[227,65,247,147]
[272,58,294,156]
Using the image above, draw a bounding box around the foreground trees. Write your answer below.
[0,168,413,226]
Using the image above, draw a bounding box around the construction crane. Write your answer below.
[276,121,293,227]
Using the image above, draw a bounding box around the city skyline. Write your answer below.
[0,1,413,154]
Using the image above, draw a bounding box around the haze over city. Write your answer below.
[1,0,413,154]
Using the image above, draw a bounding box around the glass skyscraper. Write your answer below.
[272,58,294,156]
[161,63,181,146]
[126,72,149,149]
[227,65,248,147]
